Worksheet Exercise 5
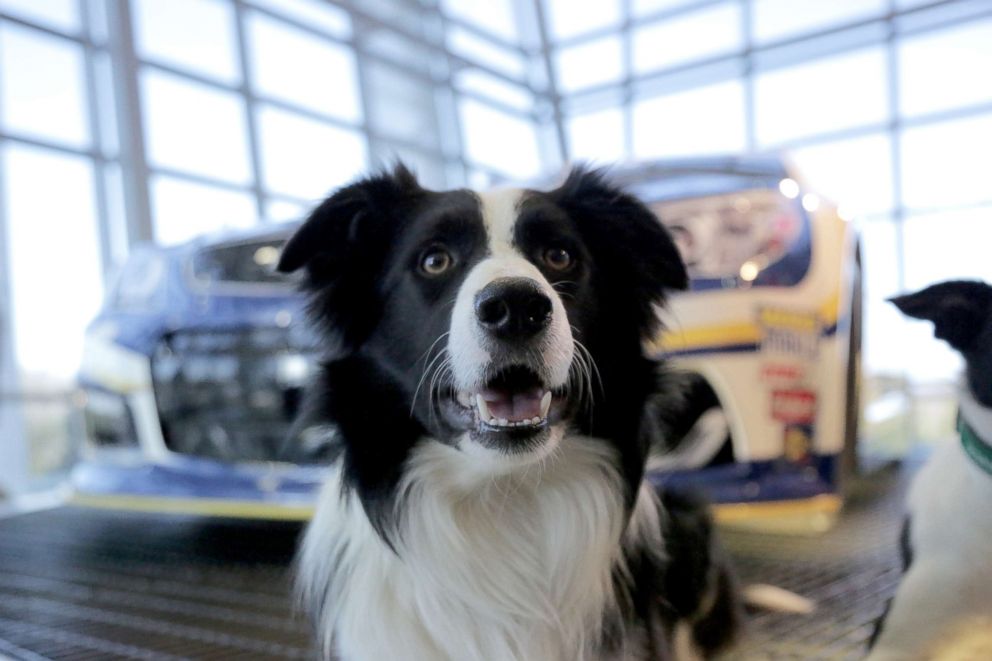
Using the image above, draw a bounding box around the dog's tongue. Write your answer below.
[480,387,543,422]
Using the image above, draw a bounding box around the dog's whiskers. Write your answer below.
[426,356,452,426]
[412,346,449,417]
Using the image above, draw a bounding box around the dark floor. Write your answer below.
[727,463,907,660]
[0,465,907,661]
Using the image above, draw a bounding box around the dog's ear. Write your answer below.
[890,280,992,352]
[278,164,424,351]
[550,166,689,337]
[278,164,422,275]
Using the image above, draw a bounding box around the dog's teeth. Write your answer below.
[540,391,552,418]
[531,417,541,425]
[457,391,473,408]
[476,395,491,422]
[497,418,508,427]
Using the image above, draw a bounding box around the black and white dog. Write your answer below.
[870,280,992,660]
[279,165,742,660]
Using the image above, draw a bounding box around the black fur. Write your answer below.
[869,515,914,649]
[281,164,741,656]
[890,280,992,406]
[871,280,992,651]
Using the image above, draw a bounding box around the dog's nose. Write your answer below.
[475,279,552,341]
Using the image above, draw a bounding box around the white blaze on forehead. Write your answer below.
[477,188,525,255]
[446,186,574,394]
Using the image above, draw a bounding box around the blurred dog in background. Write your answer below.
[870,280,992,660]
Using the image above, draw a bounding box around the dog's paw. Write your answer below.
[742,583,816,614]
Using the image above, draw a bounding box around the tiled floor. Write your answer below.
[0,465,907,660]
[727,464,907,660]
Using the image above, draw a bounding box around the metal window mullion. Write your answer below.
[884,0,915,451]
[432,1,472,184]
[750,99,992,154]
[0,10,92,44]
[106,0,153,245]
[553,0,729,50]
[347,15,378,172]
[741,0,756,153]
[143,48,536,123]
[140,59,367,131]
[885,1,907,293]
[621,0,633,160]
[898,1,992,38]
[232,0,266,223]
[79,0,115,279]
[249,2,533,92]
[366,130,457,164]
[0,16,29,491]
[555,0,979,109]
[440,13,528,56]
[146,165,255,194]
[0,129,104,160]
[531,0,567,166]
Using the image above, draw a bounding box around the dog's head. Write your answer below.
[279,164,687,469]
[891,280,992,407]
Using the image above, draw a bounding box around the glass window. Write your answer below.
[364,26,436,75]
[357,0,424,31]
[0,25,88,148]
[0,0,78,33]
[141,70,251,185]
[247,12,362,122]
[854,218,906,377]
[900,114,992,211]
[903,205,992,291]
[459,99,540,178]
[786,133,894,217]
[567,108,625,163]
[545,0,620,41]
[364,61,439,148]
[556,35,623,94]
[102,163,130,269]
[900,206,992,382]
[266,198,310,223]
[257,105,368,200]
[898,20,992,118]
[447,26,527,78]
[752,0,887,45]
[133,0,240,84]
[441,0,518,43]
[373,144,447,190]
[633,0,700,16]
[632,81,746,158]
[455,70,534,111]
[1,144,102,380]
[754,48,888,146]
[93,52,119,158]
[246,0,350,38]
[150,176,257,246]
[632,2,742,75]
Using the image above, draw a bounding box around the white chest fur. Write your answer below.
[868,388,992,660]
[297,437,662,661]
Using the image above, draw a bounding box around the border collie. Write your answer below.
[279,165,742,660]
[870,280,992,659]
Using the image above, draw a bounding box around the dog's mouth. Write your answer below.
[459,365,554,429]
[442,365,568,443]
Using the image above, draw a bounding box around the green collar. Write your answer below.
[958,413,992,477]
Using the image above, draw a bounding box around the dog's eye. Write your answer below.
[543,247,573,272]
[420,248,454,276]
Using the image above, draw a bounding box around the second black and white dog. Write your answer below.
[278,165,743,660]
[870,280,992,660]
